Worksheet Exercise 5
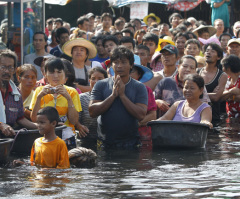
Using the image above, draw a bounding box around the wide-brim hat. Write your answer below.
[34,54,53,67]
[62,38,97,59]
[192,25,216,37]
[109,64,153,83]
[143,13,161,25]
[159,36,175,46]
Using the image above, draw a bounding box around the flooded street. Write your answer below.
[1,119,240,198]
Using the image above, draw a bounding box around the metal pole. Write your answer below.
[20,1,23,65]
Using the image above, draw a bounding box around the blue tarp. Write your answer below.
[107,0,169,8]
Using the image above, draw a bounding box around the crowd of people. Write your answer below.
[1,8,240,169]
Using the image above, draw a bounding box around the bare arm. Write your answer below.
[208,73,228,102]
[144,72,163,91]
[157,101,179,121]
[200,107,213,128]
[139,110,156,126]
[89,95,116,118]
[30,86,50,122]
[76,84,91,93]
[17,118,37,129]
[120,94,147,121]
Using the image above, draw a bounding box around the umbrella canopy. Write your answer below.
[45,0,72,5]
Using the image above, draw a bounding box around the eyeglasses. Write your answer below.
[0,65,15,71]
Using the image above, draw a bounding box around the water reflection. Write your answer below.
[1,118,240,198]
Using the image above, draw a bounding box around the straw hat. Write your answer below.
[156,36,175,52]
[62,38,97,59]
[192,25,216,37]
[143,13,161,25]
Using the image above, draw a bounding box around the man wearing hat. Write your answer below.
[227,38,240,58]
[89,46,148,149]
[86,13,95,32]
[158,44,179,78]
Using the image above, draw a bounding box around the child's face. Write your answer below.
[36,115,55,136]
[46,69,66,87]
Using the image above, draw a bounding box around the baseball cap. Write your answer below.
[160,44,178,56]
[227,38,240,46]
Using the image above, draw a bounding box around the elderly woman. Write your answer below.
[62,38,102,93]
[157,74,212,128]
[30,57,82,149]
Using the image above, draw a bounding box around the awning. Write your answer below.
[45,0,72,5]
[107,0,203,10]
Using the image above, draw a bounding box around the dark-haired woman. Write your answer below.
[220,55,240,118]
[30,57,81,149]
[157,74,212,128]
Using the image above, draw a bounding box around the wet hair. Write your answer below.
[121,28,134,38]
[37,106,59,125]
[203,43,223,65]
[120,36,135,49]
[68,147,97,168]
[16,64,37,80]
[169,13,183,24]
[44,57,65,73]
[88,67,108,79]
[219,33,232,41]
[174,32,189,42]
[61,58,76,88]
[101,13,113,21]
[184,74,204,98]
[142,33,159,46]
[179,55,198,69]
[0,49,18,68]
[135,44,150,55]
[33,31,48,42]
[221,54,240,73]
[77,16,89,26]
[54,18,63,26]
[110,46,134,66]
[102,35,119,47]
[185,39,200,49]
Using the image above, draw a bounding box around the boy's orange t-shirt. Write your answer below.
[30,137,70,169]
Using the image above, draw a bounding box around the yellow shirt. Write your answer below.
[23,90,34,108]
[30,137,70,169]
[29,85,82,131]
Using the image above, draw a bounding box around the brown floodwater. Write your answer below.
[1,118,240,198]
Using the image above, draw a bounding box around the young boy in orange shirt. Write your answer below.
[30,107,70,169]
